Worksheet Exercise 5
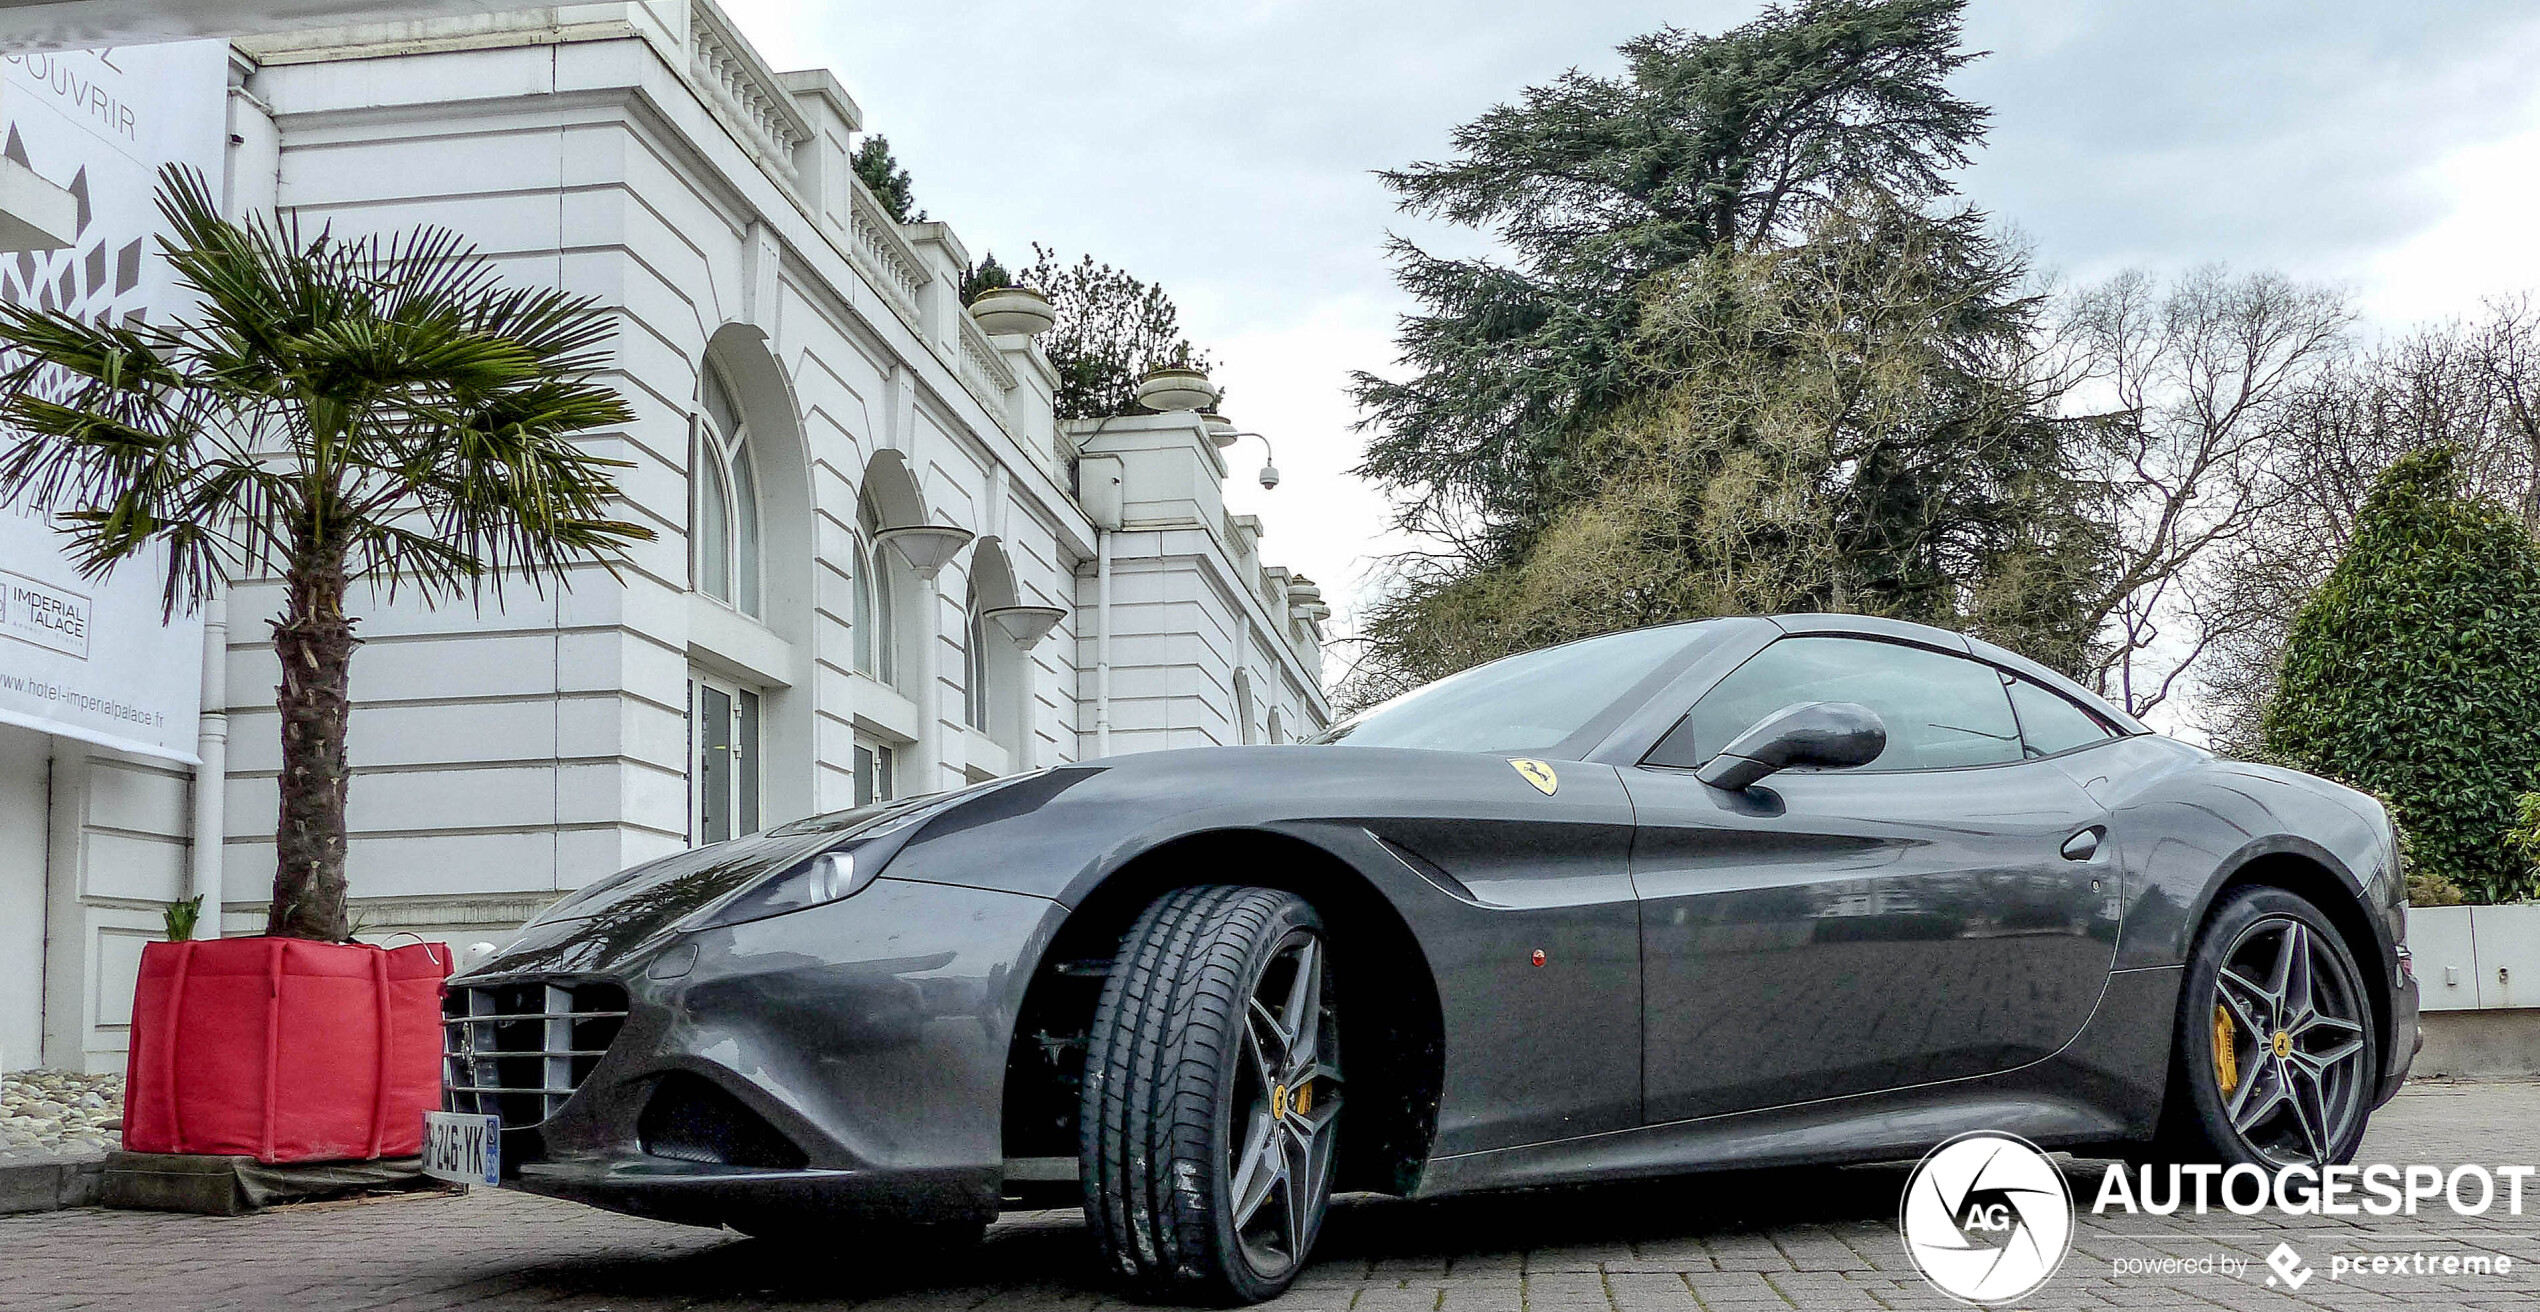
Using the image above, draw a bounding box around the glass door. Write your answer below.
[690,673,761,844]
[853,738,896,808]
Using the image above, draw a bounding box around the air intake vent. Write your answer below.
[443,980,628,1128]
[638,1072,807,1170]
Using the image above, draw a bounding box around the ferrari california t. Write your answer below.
[433,613,2419,1302]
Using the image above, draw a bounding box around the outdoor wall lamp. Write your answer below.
[984,603,1068,649]
[1224,431,1281,490]
[875,523,976,580]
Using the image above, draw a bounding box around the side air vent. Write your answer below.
[638,1072,807,1170]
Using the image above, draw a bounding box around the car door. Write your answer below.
[1619,635,2119,1124]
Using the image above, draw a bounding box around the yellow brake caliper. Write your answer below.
[2212,1004,2240,1095]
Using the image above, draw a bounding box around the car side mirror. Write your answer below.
[1692,701,1887,791]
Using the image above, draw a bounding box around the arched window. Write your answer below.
[855,489,897,686]
[850,532,876,676]
[962,579,989,733]
[694,364,762,618]
[1233,669,1257,745]
[1267,706,1286,745]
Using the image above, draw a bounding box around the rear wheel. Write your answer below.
[1080,885,1343,1303]
[2163,886,2379,1168]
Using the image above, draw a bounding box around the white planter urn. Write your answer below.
[968,286,1055,337]
[1200,412,1238,448]
[1136,366,1219,413]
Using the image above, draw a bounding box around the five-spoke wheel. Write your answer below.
[2170,886,2379,1168]
[1081,885,1343,1303]
[1230,931,1344,1277]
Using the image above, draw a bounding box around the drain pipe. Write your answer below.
[1079,451,1124,760]
[1095,528,1112,758]
[186,589,228,938]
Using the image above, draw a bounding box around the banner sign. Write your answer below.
[0,42,227,762]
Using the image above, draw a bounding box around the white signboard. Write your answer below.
[0,42,226,762]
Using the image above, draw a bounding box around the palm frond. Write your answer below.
[0,163,649,616]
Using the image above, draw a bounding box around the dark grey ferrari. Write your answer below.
[441,613,2419,1303]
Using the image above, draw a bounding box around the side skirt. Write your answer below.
[1415,965,2181,1198]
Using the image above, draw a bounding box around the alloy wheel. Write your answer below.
[1227,931,1344,1279]
[2207,914,2371,1167]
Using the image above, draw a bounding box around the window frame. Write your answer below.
[853,737,898,807]
[688,669,763,845]
[854,492,898,688]
[2002,672,2123,763]
[693,362,764,619]
[962,580,990,734]
[1645,634,2043,777]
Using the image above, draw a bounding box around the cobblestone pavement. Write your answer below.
[5,1081,2540,1311]
[0,1072,119,1160]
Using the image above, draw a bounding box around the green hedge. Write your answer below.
[2262,448,2540,904]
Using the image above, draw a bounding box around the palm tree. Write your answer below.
[0,165,652,941]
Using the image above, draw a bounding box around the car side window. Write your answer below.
[2006,676,2116,758]
[1662,636,2023,772]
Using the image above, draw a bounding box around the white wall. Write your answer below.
[213,3,1319,953]
[36,742,192,1072]
[0,724,48,1071]
[0,3,1333,1069]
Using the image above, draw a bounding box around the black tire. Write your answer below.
[2158,886,2380,1169]
[1080,886,1343,1304]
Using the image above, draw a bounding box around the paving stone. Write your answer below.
[2,1082,2535,1310]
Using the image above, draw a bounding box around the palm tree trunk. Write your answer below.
[266,547,358,940]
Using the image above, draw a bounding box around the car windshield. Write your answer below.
[1318,623,1717,754]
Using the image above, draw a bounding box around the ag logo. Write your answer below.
[1507,758,1558,795]
[1899,1131,2072,1304]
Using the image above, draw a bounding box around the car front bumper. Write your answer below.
[2378,953,2421,1107]
[446,875,1065,1229]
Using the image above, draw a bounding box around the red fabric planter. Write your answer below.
[123,937,451,1163]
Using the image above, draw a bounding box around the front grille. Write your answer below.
[443,980,629,1127]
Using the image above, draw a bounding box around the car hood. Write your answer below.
[462,791,980,980]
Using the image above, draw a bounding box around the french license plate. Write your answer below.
[422,1111,503,1186]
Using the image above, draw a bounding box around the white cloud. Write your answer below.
[2362,124,2540,326]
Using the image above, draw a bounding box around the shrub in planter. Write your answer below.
[2262,448,2540,904]
[0,167,648,1163]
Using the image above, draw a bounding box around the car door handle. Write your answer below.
[2060,828,2102,861]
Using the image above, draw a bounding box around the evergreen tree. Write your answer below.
[1347,197,2109,703]
[960,251,1013,304]
[1352,0,1987,554]
[852,134,924,224]
[2262,448,2540,904]
[1023,245,1211,421]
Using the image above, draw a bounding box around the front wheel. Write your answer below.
[1080,885,1343,1303]
[2166,886,2380,1168]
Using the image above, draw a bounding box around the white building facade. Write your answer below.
[0,2,1330,1074]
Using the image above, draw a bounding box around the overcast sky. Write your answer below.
[719,0,2540,651]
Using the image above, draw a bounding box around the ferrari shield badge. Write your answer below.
[1508,758,1559,795]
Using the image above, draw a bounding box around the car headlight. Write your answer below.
[692,849,873,927]
[684,796,947,930]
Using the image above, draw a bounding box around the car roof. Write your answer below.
[1764,612,2147,736]
[1580,612,2148,765]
